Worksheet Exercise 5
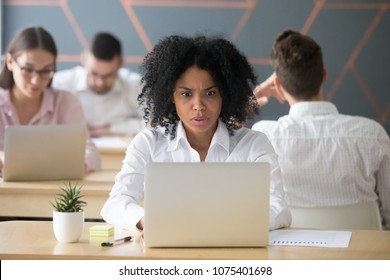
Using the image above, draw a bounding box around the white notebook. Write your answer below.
[269,230,352,248]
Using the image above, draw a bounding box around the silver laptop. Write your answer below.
[2,124,87,181]
[144,162,270,247]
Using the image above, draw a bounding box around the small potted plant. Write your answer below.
[51,182,87,243]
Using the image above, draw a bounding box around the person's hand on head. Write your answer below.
[254,72,286,107]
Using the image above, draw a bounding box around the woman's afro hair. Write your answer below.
[138,34,258,136]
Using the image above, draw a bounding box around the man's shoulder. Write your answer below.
[118,68,141,82]
[53,66,85,86]
[52,66,87,92]
[251,119,279,132]
[340,114,389,138]
[54,65,85,78]
[132,126,167,145]
[115,68,142,95]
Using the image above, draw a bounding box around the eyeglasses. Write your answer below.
[13,58,55,80]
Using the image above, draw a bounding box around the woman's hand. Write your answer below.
[136,218,145,238]
[136,217,145,230]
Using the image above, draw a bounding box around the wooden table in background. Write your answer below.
[0,170,116,220]
[92,136,132,170]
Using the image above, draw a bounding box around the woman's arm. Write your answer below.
[101,130,153,230]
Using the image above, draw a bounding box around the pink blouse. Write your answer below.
[0,87,101,172]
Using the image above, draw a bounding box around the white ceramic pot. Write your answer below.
[53,210,84,243]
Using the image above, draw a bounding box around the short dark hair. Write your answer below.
[0,26,57,89]
[91,32,121,60]
[271,29,324,100]
[138,34,258,137]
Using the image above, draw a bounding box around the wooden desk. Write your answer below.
[0,171,117,220]
[92,137,132,170]
[0,221,389,260]
[98,146,126,170]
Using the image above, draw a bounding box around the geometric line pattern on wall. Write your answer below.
[4,0,390,127]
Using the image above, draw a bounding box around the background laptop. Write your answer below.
[2,124,87,182]
[144,162,270,247]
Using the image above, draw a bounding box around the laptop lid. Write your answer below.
[2,124,87,182]
[144,162,270,247]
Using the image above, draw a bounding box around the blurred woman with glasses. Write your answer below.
[0,26,100,172]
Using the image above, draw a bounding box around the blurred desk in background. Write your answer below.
[0,170,116,220]
[92,137,132,170]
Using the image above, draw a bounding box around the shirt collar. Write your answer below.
[0,88,53,116]
[40,88,54,113]
[167,119,230,153]
[289,101,339,117]
[209,119,230,152]
[26,88,54,124]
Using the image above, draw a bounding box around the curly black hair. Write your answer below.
[138,34,258,136]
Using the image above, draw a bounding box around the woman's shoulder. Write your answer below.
[130,127,169,154]
[48,87,80,103]
[133,126,168,142]
[44,88,84,116]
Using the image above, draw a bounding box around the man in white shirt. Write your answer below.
[52,32,144,137]
[252,30,390,229]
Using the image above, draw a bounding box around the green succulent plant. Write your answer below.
[51,182,87,212]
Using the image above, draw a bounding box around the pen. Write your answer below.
[101,236,132,247]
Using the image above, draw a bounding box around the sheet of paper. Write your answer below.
[91,137,129,149]
[269,229,352,248]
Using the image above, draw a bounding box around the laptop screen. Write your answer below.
[143,162,270,247]
[2,124,86,181]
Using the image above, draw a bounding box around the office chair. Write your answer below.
[290,201,383,230]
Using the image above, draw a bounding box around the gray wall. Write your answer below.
[2,0,390,135]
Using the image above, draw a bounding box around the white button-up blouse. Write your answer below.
[101,120,291,230]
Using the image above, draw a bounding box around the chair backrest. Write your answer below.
[290,201,382,230]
